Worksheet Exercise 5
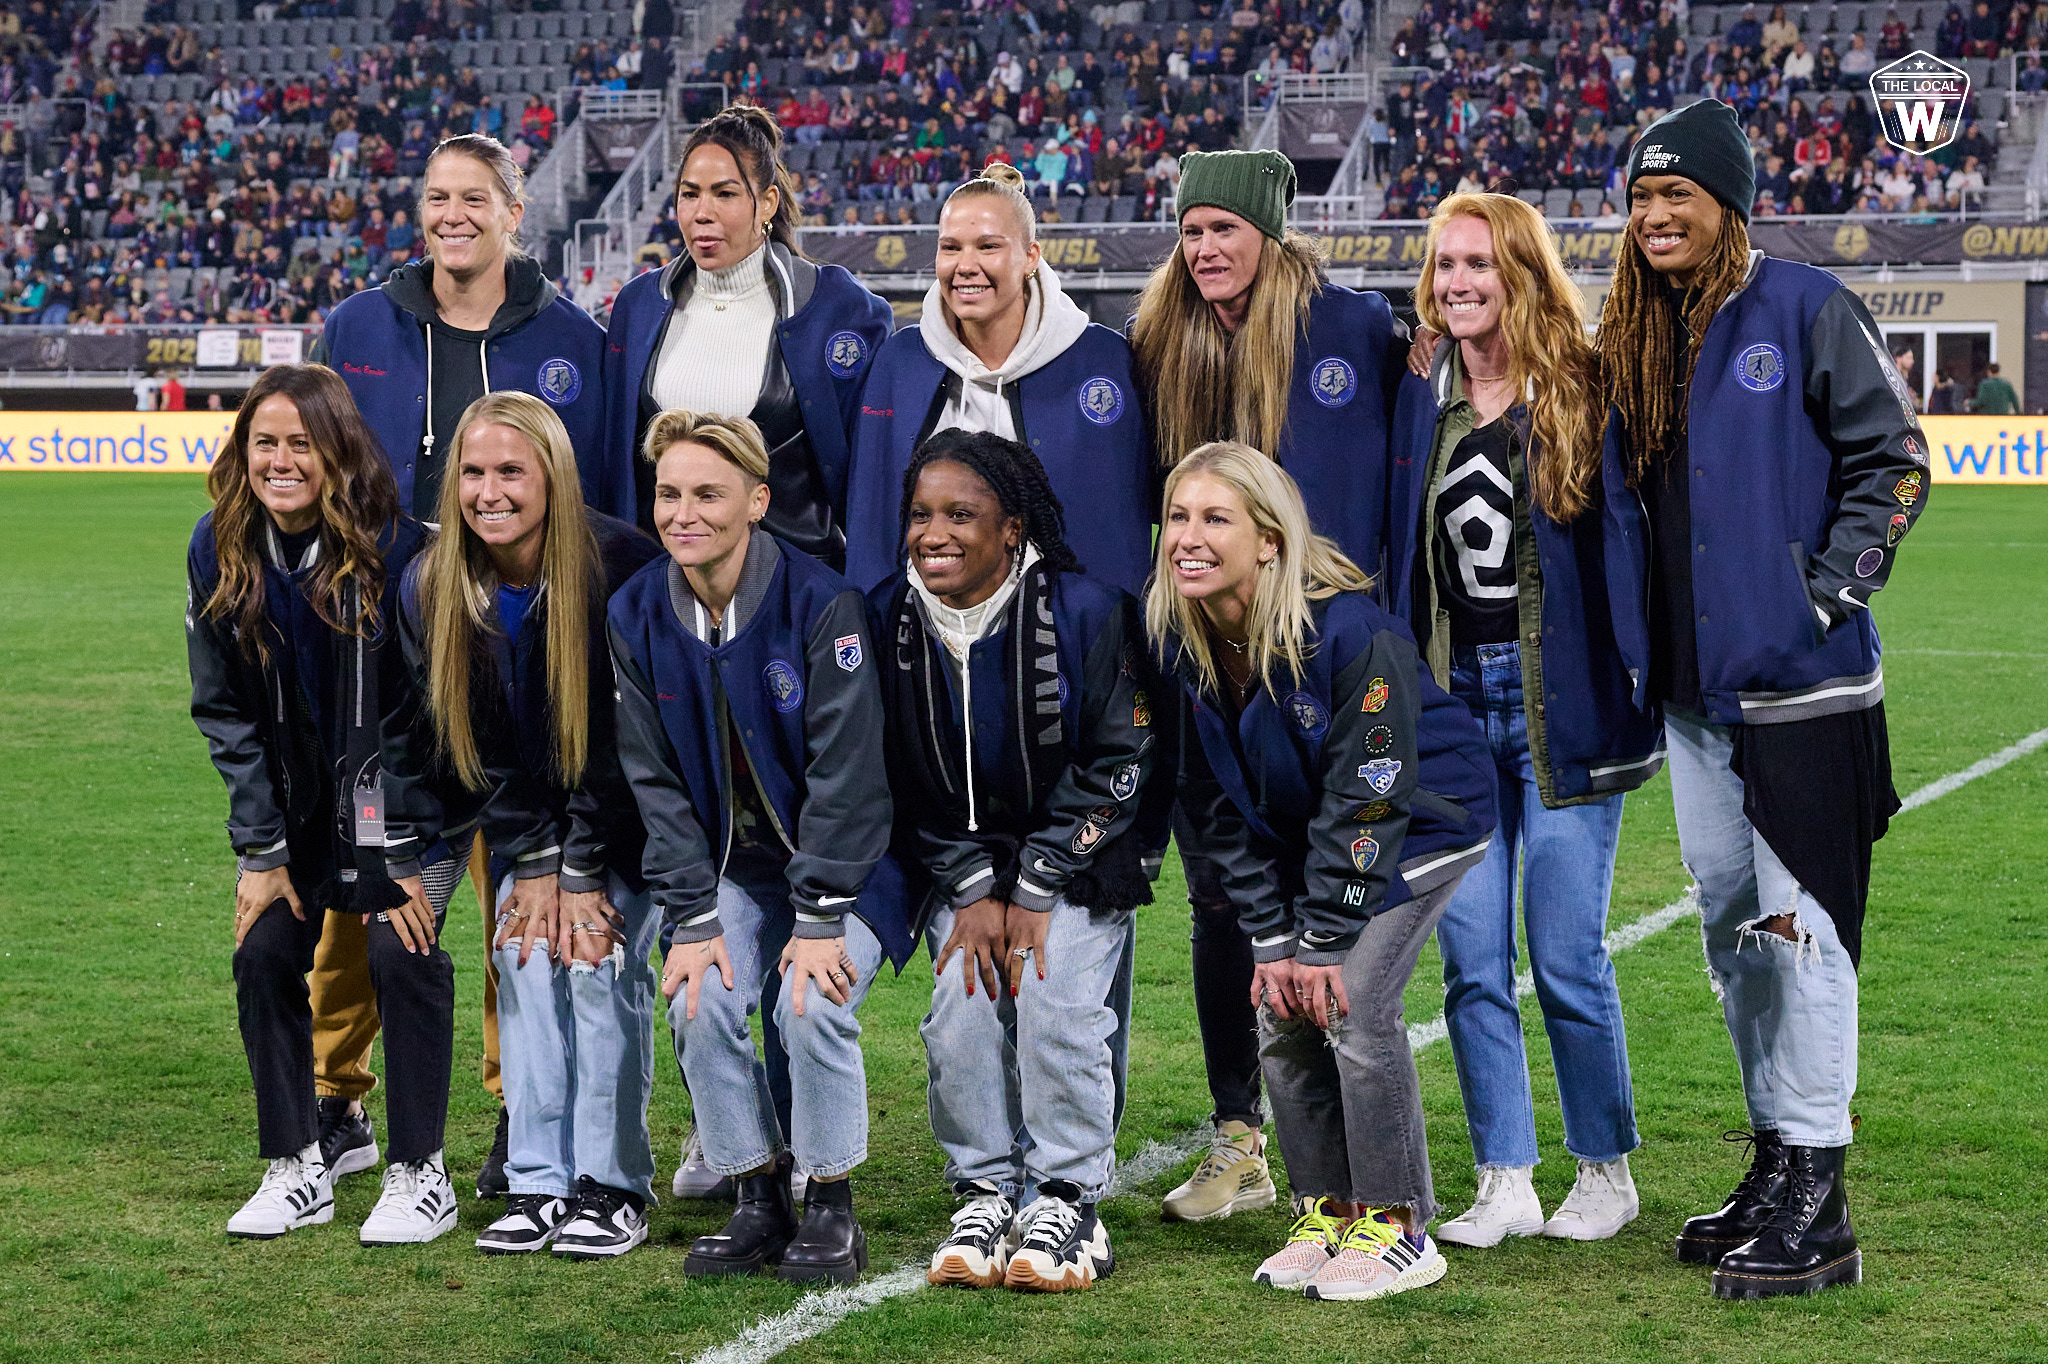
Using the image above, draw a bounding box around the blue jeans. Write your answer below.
[666,852,884,1179]
[921,897,1135,1202]
[1664,711,1857,1148]
[1440,642,1638,1168]
[493,870,661,1201]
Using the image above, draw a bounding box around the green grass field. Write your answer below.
[1,475,2043,1364]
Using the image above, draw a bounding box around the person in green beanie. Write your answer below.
[1127,147,1416,1227]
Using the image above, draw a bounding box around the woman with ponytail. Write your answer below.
[843,160,1153,596]
[187,363,465,1246]
[381,391,664,1259]
[601,104,894,568]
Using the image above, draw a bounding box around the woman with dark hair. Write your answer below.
[187,363,464,1245]
[381,391,664,1259]
[600,105,894,567]
[868,430,1154,1294]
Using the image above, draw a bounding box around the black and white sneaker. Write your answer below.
[360,1151,459,1245]
[475,1194,572,1254]
[226,1142,333,1239]
[928,1182,1018,1288]
[1002,1182,1113,1292]
[476,1106,510,1199]
[317,1097,380,1179]
[552,1177,649,1259]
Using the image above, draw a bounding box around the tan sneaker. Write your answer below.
[1161,1120,1277,1222]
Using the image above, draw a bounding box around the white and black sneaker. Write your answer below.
[227,1142,333,1239]
[316,1097,380,1180]
[928,1182,1018,1288]
[1003,1182,1113,1292]
[553,1177,649,1259]
[475,1194,572,1254]
[360,1151,459,1245]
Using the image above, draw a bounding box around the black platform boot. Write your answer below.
[777,1175,867,1286]
[684,1155,799,1278]
[1676,1129,1789,1266]
[1712,1143,1861,1299]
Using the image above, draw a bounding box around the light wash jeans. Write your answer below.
[1439,642,1639,1168]
[493,869,662,1202]
[1665,711,1858,1148]
[921,897,1135,1203]
[666,851,883,1179]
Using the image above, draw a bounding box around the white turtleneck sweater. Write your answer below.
[649,242,777,417]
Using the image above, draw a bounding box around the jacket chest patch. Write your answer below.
[537,357,582,405]
[827,330,868,378]
[763,659,805,712]
[1310,356,1356,408]
[1078,375,1125,426]
[1733,343,1786,394]
[1285,690,1329,740]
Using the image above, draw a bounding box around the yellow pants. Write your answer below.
[310,834,502,1102]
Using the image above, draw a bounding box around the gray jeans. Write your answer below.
[921,897,1135,1202]
[1259,876,1463,1223]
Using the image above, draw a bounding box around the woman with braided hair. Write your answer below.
[1597,100,1927,1299]
[865,428,1155,1293]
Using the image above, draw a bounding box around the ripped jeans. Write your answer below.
[493,870,662,1201]
[1665,712,1858,1148]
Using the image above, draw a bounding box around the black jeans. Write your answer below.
[235,898,454,1162]
[1175,807,1262,1127]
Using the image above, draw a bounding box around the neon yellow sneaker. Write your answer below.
[1303,1209,1447,1302]
[1160,1120,1277,1222]
[1254,1196,1351,1290]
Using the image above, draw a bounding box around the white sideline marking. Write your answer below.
[679,727,2047,1364]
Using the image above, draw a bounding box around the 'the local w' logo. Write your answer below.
[1870,52,1970,155]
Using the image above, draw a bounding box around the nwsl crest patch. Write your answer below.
[1734,343,1786,393]
[537,357,582,405]
[1078,376,1125,426]
[1351,832,1380,873]
[1358,757,1402,794]
[763,659,804,713]
[1310,356,1356,408]
[1363,724,1394,754]
[834,634,863,671]
[1111,761,1141,801]
[1285,691,1329,740]
[826,330,868,378]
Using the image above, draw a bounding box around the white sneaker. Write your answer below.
[227,1142,333,1239]
[553,1179,650,1259]
[672,1125,735,1200]
[1541,1156,1639,1241]
[1434,1165,1545,1248]
[360,1151,460,1245]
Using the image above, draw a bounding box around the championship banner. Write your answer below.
[1921,415,2048,484]
[0,412,234,471]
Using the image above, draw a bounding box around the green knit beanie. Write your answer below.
[1176,149,1297,242]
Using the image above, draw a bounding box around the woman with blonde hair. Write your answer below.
[845,160,1152,595]
[1391,191,1664,1249]
[1128,148,1413,1222]
[382,390,664,1257]
[1149,444,1494,1300]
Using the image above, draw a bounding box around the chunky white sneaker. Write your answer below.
[1160,1120,1277,1222]
[672,1125,735,1201]
[928,1184,1019,1288]
[553,1178,650,1259]
[1253,1197,1350,1291]
[1434,1165,1545,1248]
[1004,1186,1113,1292]
[475,1194,571,1254]
[1541,1156,1640,1241]
[360,1152,459,1245]
[227,1142,333,1239]
[1303,1211,1447,1302]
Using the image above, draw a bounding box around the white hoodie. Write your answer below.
[919,260,1092,444]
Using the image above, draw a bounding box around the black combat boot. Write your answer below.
[777,1175,867,1286]
[685,1155,800,1278]
[1676,1129,1789,1266]
[1711,1143,1861,1299]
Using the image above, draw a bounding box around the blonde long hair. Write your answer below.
[1416,192,1603,521]
[419,391,598,790]
[1145,441,1372,699]
[1128,227,1324,467]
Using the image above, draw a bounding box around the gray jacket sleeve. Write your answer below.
[609,620,722,939]
[186,554,290,871]
[1803,289,1930,630]
[787,590,894,939]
